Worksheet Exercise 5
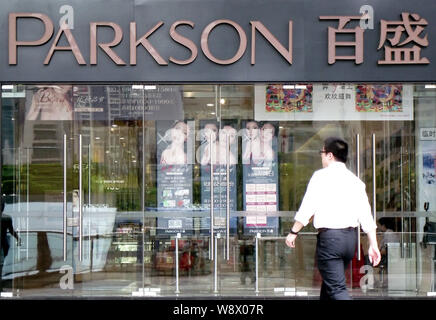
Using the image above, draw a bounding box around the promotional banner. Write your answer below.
[25,85,74,121]
[73,85,184,121]
[156,120,194,235]
[24,85,184,122]
[242,120,279,235]
[199,120,238,234]
[255,84,414,121]
[420,129,436,218]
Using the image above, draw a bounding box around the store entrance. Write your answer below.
[0,83,428,298]
[142,85,255,295]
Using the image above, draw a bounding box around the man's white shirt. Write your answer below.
[294,162,377,233]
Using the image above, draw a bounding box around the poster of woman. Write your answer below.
[156,120,194,234]
[26,85,73,121]
[199,120,238,234]
[160,121,189,165]
[241,120,279,235]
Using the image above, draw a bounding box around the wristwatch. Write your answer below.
[289,229,299,235]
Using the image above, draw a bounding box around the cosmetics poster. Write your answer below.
[156,120,194,235]
[242,120,279,235]
[199,120,238,235]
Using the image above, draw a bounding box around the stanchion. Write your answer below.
[175,233,181,294]
[255,233,260,294]
[214,233,220,294]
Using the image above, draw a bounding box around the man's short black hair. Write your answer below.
[378,217,395,230]
[324,137,348,163]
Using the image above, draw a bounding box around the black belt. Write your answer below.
[317,227,357,233]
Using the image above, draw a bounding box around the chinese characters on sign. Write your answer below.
[323,84,354,101]
[319,15,365,64]
[420,128,436,141]
[320,12,429,65]
[378,13,429,64]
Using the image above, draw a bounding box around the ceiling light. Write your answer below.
[295,85,307,89]
[144,85,156,90]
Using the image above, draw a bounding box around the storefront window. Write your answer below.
[1,83,435,297]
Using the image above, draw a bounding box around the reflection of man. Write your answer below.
[377,218,400,266]
[26,86,73,121]
[0,197,20,291]
[286,137,380,300]
[160,121,188,165]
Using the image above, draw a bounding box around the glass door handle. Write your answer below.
[63,134,67,261]
[372,133,376,223]
[356,134,361,261]
[79,134,83,261]
[226,134,230,261]
[400,146,405,259]
[210,134,214,261]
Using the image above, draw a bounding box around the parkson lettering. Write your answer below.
[9,13,293,66]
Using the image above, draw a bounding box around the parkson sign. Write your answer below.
[1,0,436,82]
[9,13,293,66]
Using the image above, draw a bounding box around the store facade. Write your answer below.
[0,0,436,298]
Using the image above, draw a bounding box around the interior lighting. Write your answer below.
[144,85,157,90]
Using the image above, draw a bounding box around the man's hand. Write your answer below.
[366,229,381,266]
[285,233,297,248]
[368,244,381,266]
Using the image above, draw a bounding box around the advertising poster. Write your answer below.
[420,129,436,210]
[73,85,108,120]
[255,84,413,121]
[356,84,403,113]
[25,85,74,121]
[199,120,238,235]
[242,120,279,235]
[72,85,184,121]
[265,84,313,113]
[156,120,194,235]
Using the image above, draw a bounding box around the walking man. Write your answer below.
[286,137,381,300]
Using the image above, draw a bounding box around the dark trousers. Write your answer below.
[316,227,357,300]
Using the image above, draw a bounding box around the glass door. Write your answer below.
[1,84,147,297]
[217,85,260,295]
[142,84,223,295]
[1,85,74,297]
[358,121,416,293]
[72,85,145,296]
